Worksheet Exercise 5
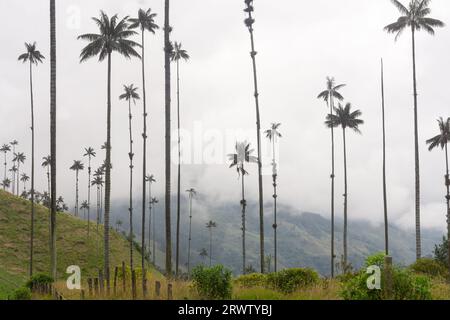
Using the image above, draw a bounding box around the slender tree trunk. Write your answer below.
[29,60,36,278]
[148,183,152,265]
[176,59,181,277]
[16,163,20,196]
[272,137,278,272]
[97,186,100,231]
[444,143,450,275]
[209,228,212,267]
[411,27,421,260]
[246,9,265,274]
[104,52,112,293]
[128,99,134,271]
[381,59,389,255]
[140,29,148,295]
[241,168,246,274]
[187,195,193,276]
[87,156,91,236]
[164,0,173,277]
[342,128,348,268]
[153,203,156,265]
[50,0,57,281]
[330,95,336,277]
[75,171,79,217]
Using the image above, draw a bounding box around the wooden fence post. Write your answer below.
[94,278,99,295]
[88,278,93,296]
[122,262,126,293]
[131,270,137,300]
[99,269,104,295]
[167,283,173,300]
[155,281,161,297]
[113,266,118,296]
[80,290,85,300]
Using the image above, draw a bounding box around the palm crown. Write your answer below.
[426,117,450,151]
[1,144,11,154]
[129,8,159,33]
[83,147,96,158]
[20,173,30,183]
[170,42,190,62]
[384,0,445,40]
[18,42,45,65]
[70,160,84,172]
[228,141,258,177]
[42,155,51,168]
[317,77,345,104]
[119,84,141,103]
[13,153,26,164]
[325,103,364,133]
[206,221,217,229]
[78,11,141,62]
[80,201,89,210]
[186,188,197,197]
[264,123,282,141]
[145,174,156,184]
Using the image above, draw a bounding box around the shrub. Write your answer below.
[10,287,32,300]
[25,273,54,290]
[266,268,319,294]
[235,273,267,288]
[410,258,448,279]
[340,254,432,300]
[191,265,233,300]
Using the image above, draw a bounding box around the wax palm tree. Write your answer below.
[426,117,450,274]
[42,155,51,195]
[380,60,389,255]
[317,76,345,277]
[83,148,96,235]
[18,43,44,277]
[150,197,159,265]
[170,41,190,276]
[115,219,123,232]
[186,188,197,275]
[50,0,57,280]
[78,11,141,289]
[1,144,11,187]
[92,175,104,231]
[1,179,11,190]
[384,0,444,260]
[119,84,140,271]
[228,141,258,274]
[9,166,17,193]
[326,103,364,269]
[129,8,159,288]
[199,248,208,264]
[70,160,84,217]
[264,123,282,272]
[243,0,265,273]
[80,201,89,221]
[13,153,26,196]
[205,221,217,267]
[163,0,173,277]
[20,173,30,192]
[9,141,18,193]
[146,174,156,264]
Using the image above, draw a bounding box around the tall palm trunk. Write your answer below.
[87,157,91,236]
[381,59,389,255]
[187,195,193,275]
[444,143,450,275]
[176,59,181,277]
[16,163,20,196]
[75,170,79,217]
[153,203,156,265]
[411,27,421,260]
[29,60,36,278]
[271,138,278,272]
[104,52,112,293]
[96,185,100,231]
[49,0,57,281]
[2,152,6,189]
[329,95,336,278]
[140,29,148,295]
[241,169,246,274]
[127,99,134,271]
[147,183,152,265]
[209,227,213,267]
[246,9,265,274]
[342,128,348,268]
[164,0,173,277]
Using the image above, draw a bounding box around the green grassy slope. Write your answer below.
[0,189,153,297]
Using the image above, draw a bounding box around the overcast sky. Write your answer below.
[1,0,450,232]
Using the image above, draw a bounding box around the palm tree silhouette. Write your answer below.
[78,11,141,289]
[1,179,11,190]
[20,173,30,192]
[145,174,156,265]
[150,197,159,265]
[380,59,389,256]
[170,41,190,276]
[186,188,197,276]
[243,0,265,274]
[426,117,450,274]
[205,221,217,267]
[384,0,444,260]
[18,42,44,277]
[229,141,258,274]
[9,141,18,193]
[80,201,89,221]
[1,144,11,188]
[83,148,96,237]
[129,8,158,289]
[9,166,17,193]
[264,123,282,272]
[42,155,51,195]
[119,84,140,272]
[199,248,208,264]
[326,103,364,269]
[92,174,104,232]
[13,153,26,196]
[70,160,84,217]
[317,76,345,277]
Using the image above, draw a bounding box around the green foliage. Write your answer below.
[9,287,32,300]
[410,258,448,279]
[266,268,319,294]
[191,265,233,300]
[434,236,448,267]
[25,273,53,289]
[235,273,267,288]
[340,254,432,300]
[364,252,386,268]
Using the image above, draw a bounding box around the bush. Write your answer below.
[266,268,319,294]
[235,273,267,288]
[10,287,32,300]
[410,258,448,279]
[191,265,233,300]
[340,254,432,300]
[25,273,54,290]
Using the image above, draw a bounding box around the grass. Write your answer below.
[0,189,159,299]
